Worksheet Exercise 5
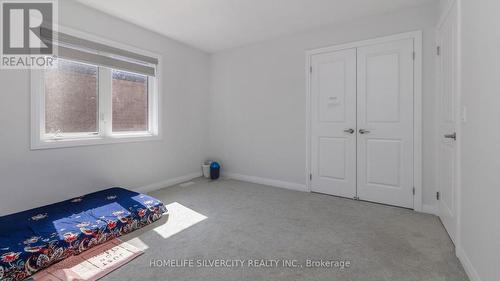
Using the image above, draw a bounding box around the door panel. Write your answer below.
[318,60,347,122]
[356,39,414,208]
[366,139,401,187]
[319,138,346,179]
[366,53,401,122]
[310,49,357,198]
[437,2,458,244]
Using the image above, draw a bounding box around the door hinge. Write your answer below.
[412,187,415,195]
[310,66,313,73]
[437,46,441,56]
[436,191,440,200]
[309,174,312,181]
[412,52,415,60]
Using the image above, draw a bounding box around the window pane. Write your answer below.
[112,70,148,132]
[45,60,98,134]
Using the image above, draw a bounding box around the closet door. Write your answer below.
[356,39,414,208]
[310,49,357,198]
[437,1,458,244]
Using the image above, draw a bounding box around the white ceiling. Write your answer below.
[76,0,435,53]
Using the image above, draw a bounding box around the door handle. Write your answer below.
[343,128,355,134]
[444,132,456,141]
[359,129,370,134]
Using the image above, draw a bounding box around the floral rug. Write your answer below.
[30,239,143,281]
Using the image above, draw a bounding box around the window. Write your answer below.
[112,70,148,132]
[45,60,99,135]
[31,29,160,149]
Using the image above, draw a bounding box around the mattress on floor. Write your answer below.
[0,187,167,281]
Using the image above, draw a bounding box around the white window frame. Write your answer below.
[30,26,162,150]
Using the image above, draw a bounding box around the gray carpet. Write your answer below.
[102,178,468,281]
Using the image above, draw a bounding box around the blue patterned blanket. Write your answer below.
[0,187,167,281]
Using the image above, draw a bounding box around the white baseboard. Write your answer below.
[422,204,438,215]
[457,247,482,281]
[224,172,308,192]
[136,172,202,193]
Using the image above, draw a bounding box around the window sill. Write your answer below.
[31,134,162,150]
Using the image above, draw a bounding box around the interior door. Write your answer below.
[437,3,458,244]
[356,39,415,208]
[310,48,357,198]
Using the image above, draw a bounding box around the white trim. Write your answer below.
[305,50,312,192]
[30,24,162,150]
[224,173,308,192]
[31,134,162,150]
[100,67,112,137]
[135,172,203,194]
[433,13,442,224]
[422,204,438,215]
[455,0,463,261]
[305,31,422,56]
[413,31,423,212]
[305,31,423,212]
[456,247,483,281]
[30,70,44,149]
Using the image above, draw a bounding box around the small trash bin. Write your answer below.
[202,163,211,178]
[210,162,220,180]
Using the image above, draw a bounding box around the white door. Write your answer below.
[437,3,458,244]
[356,39,415,208]
[310,49,357,198]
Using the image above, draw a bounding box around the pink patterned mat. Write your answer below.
[31,239,144,281]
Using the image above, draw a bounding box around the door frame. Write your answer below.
[436,0,462,251]
[305,31,423,212]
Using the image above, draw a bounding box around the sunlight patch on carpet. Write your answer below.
[32,238,143,281]
[153,202,207,239]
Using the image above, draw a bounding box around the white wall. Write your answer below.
[0,1,210,215]
[208,3,439,207]
[459,0,500,280]
[439,0,454,14]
